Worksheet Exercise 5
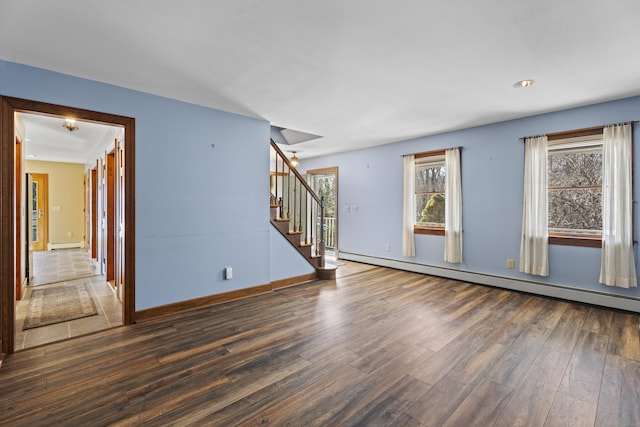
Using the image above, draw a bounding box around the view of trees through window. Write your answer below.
[313,176,335,218]
[548,148,602,234]
[415,163,446,226]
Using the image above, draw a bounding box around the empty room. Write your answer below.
[1,1,639,425]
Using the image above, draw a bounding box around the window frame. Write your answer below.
[413,149,446,235]
[547,126,604,248]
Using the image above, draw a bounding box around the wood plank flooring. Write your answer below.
[1,262,639,426]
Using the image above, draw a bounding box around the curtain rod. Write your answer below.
[401,146,463,157]
[518,120,639,141]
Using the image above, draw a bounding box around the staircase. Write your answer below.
[270,140,336,280]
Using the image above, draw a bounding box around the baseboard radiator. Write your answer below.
[47,241,85,250]
[338,251,640,313]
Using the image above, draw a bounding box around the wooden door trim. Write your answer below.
[91,167,97,259]
[30,173,49,251]
[306,166,339,253]
[15,137,21,300]
[0,96,136,355]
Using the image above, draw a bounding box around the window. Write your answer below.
[414,151,446,235]
[547,130,603,247]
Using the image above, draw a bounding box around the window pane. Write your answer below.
[415,193,445,225]
[548,151,602,187]
[415,165,446,193]
[549,188,602,233]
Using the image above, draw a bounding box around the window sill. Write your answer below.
[414,226,445,236]
[548,235,601,248]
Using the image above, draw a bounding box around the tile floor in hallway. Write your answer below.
[14,249,123,351]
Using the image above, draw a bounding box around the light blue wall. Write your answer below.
[301,96,640,300]
[269,227,315,281]
[0,60,308,310]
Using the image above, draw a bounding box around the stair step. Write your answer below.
[288,231,303,235]
[316,266,337,280]
[270,204,279,208]
[299,242,312,247]
[274,217,290,222]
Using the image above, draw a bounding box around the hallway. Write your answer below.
[14,249,123,350]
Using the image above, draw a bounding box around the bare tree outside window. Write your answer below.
[415,164,446,225]
[548,149,602,235]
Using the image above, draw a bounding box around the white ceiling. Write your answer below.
[19,113,121,164]
[2,1,640,160]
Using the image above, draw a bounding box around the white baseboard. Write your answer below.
[48,241,85,250]
[338,252,640,313]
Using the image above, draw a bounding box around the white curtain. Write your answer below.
[600,124,637,288]
[445,148,462,263]
[520,135,549,276]
[402,155,416,256]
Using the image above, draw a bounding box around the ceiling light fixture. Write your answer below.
[290,151,300,168]
[513,79,535,88]
[62,118,79,132]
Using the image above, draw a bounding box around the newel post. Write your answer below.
[318,196,325,268]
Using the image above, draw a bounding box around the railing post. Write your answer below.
[319,196,325,268]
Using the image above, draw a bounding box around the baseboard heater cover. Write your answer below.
[338,252,640,313]
[47,241,85,250]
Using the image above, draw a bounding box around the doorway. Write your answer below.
[0,96,136,355]
[30,173,49,252]
[307,167,338,257]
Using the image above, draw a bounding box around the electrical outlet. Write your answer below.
[507,259,515,269]
[385,244,391,252]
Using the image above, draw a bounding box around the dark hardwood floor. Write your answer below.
[1,262,639,426]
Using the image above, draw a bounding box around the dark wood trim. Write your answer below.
[306,166,339,253]
[0,97,14,355]
[0,96,136,354]
[414,226,445,236]
[549,235,601,248]
[306,166,337,175]
[123,118,135,325]
[414,149,446,159]
[137,272,323,322]
[136,283,274,322]
[91,167,97,259]
[14,136,21,300]
[547,126,603,141]
[272,272,318,289]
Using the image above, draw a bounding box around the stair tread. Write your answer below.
[299,242,312,247]
[274,218,291,222]
[288,231,303,235]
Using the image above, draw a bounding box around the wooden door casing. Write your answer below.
[0,96,136,355]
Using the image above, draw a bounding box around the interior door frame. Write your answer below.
[14,136,22,300]
[306,166,338,254]
[0,96,136,355]
[30,173,49,252]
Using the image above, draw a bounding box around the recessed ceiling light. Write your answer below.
[513,79,535,88]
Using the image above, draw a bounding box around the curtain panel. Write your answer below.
[444,148,462,263]
[600,124,637,288]
[520,135,549,276]
[402,154,416,257]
